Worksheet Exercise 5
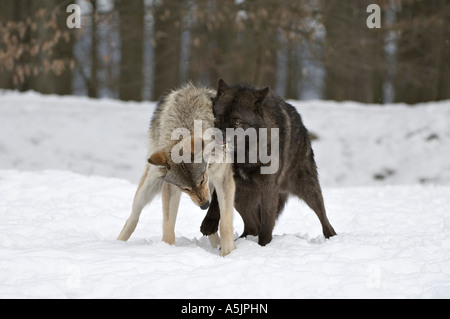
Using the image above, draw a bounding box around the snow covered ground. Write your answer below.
[1,91,450,298]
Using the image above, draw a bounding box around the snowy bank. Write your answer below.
[1,90,449,186]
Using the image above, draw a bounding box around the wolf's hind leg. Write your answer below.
[294,173,336,239]
[117,166,163,241]
[161,182,181,245]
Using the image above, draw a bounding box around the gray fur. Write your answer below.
[118,83,236,256]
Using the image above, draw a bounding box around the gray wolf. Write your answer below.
[201,79,336,246]
[117,83,236,256]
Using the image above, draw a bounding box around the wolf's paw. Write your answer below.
[200,216,220,236]
[219,240,235,257]
[258,233,273,246]
[323,226,337,239]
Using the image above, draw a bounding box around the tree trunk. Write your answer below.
[209,0,239,85]
[0,0,15,90]
[117,0,144,101]
[33,0,75,95]
[435,0,450,101]
[239,0,278,89]
[88,0,99,98]
[394,0,449,104]
[285,43,301,99]
[13,0,33,92]
[324,0,385,103]
[152,0,183,100]
[187,0,211,84]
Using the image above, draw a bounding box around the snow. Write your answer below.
[1,90,450,298]
[2,91,449,187]
[293,99,450,187]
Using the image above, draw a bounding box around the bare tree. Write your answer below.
[152,0,184,100]
[0,0,75,94]
[1,0,447,104]
[394,0,450,103]
[323,0,385,103]
[116,0,145,101]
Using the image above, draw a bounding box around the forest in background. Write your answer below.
[0,0,449,104]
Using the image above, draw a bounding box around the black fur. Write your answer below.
[201,79,336,245]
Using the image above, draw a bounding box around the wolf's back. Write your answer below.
[149,83,216,149]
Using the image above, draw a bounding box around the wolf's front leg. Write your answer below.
[161,182,181,245]
[199,190,221,249]
[258,185,279,246]
[215,168,236,256]
[200,191,220,236]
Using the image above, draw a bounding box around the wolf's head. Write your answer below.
[212,79,269,143]
[148,138,211,210]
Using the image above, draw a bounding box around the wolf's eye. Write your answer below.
[180,186,191,192]
[198,174,207,186]
[234,120,241,126]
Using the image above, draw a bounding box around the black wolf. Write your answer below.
[201,79,336,246]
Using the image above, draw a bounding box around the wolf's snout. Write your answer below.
[200,201,210,210]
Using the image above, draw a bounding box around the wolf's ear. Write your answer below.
[253,87,269,116]
[253,87,269,104]
[148,151,170,169]
[216,78,230,98]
